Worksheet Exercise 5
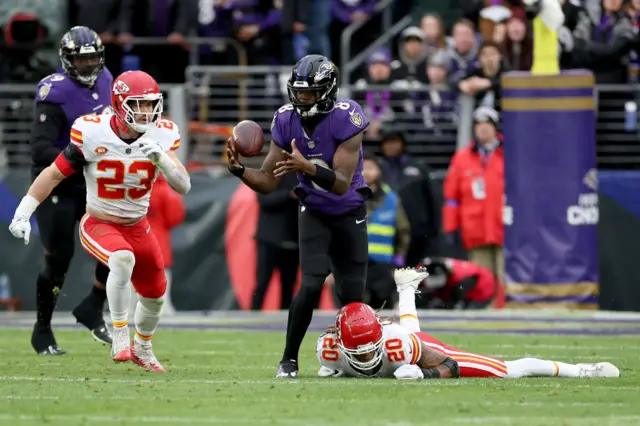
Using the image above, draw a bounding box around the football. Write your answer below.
[231,120,264,157]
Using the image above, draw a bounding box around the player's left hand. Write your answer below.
[138,138,163,164]
[274,139,314,177]
[9,216,31,245]
[394,364,424,380]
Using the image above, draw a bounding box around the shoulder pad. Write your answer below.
[332,99,369,137]
[155,119,181,152]
[275,103,295,116]
[36,74,71,104]
[271,104,294,148]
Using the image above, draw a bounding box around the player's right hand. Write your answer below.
[225,137,243,172]
[9,216,31,245]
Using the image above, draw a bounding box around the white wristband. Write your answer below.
[155,151,175,173]
[16,195,40,218]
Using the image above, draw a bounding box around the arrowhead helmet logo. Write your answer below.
[113,80,131,95]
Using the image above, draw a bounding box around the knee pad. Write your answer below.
[95,262,110,285]
[138,295,164,316]
[42,255,72,283]
[108,250,135,283]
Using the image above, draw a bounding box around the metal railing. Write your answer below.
[340,0,412,87]
[0,83,185,168]
[1,73,638,171]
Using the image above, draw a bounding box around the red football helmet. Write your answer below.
[335,302,384,372]
[111,70,163,133]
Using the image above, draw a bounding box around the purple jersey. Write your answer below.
[35,69,114,150]
[271,99,369,215]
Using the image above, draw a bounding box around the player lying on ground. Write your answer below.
[9,70,191,372]
[316,268,620,379]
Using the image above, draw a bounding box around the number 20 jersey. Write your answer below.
[70,115,180,218]
[316,323,422,378]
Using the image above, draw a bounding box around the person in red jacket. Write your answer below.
[443,106,504,287]
[419,257,496,309]
[130,174,186,316]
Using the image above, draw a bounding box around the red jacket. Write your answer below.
[443,140,504,249]
[442,258,495,303]
[147,176,186,268]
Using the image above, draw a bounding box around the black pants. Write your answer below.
[35,189,86,260]
[299,205,368,302]
[365,260,395,310]
[282,204,368,361]
[252,242,299,310]
[34,190,109,298]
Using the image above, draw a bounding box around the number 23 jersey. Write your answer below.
[62,114,180,218]
[316,323,422,377]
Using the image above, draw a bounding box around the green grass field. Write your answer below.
[0,327,638,426]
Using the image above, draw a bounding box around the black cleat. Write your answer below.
[90,324,112,345]
[37,345,67,355]
[31,323,66,355]
[276,360,299,378]
[72,306,111,345]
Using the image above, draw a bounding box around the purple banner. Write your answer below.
[501,71,599,308]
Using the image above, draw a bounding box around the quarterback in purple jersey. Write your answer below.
[227,55,371,378]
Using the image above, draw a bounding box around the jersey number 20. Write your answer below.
[97,160,156,200]
[385,338,405,363]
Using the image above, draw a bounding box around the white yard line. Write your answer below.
[0,414,637,426]
[448,416,640,425]
[0,376,637,390]
[0,394,631,407]
[0,414,320,425]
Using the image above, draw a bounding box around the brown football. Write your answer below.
[231,120,265,157]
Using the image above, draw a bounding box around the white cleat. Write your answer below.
[577,362,620,378]
[111,326,131,362]
[131,340,166,372]
[394,267,428,293]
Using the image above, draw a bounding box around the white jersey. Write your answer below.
[316,323,422,378]
[70,115,180,218]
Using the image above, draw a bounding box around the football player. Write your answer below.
[227,55,371,378]
[317,268,620,379]
[9,70,191,372]
[30,26,114,354]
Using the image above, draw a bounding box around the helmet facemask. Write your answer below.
[339,338,385,374]
[120,95,163,133]
[61,51,105,86]
[287,78,338,118]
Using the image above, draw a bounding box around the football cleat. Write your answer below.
[111,326,131,362]
[276,360,299,378]
[72,306,112,345]
[394,267,428,293]
[31,323,66,355]
[131,340,166,372]
[91,325,113,346]
[577,362,620,378]
[37,345,67,356]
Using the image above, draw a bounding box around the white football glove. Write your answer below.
[394,364,424,380]
[137,138,164,164]
[9,195,40,245]
[317,366,344,377]
[9,216,31,245]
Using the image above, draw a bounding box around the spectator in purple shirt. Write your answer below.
[119,0,198,83]
[330,0,378,68]
[198,0,236,66]
[231,0,283,65]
